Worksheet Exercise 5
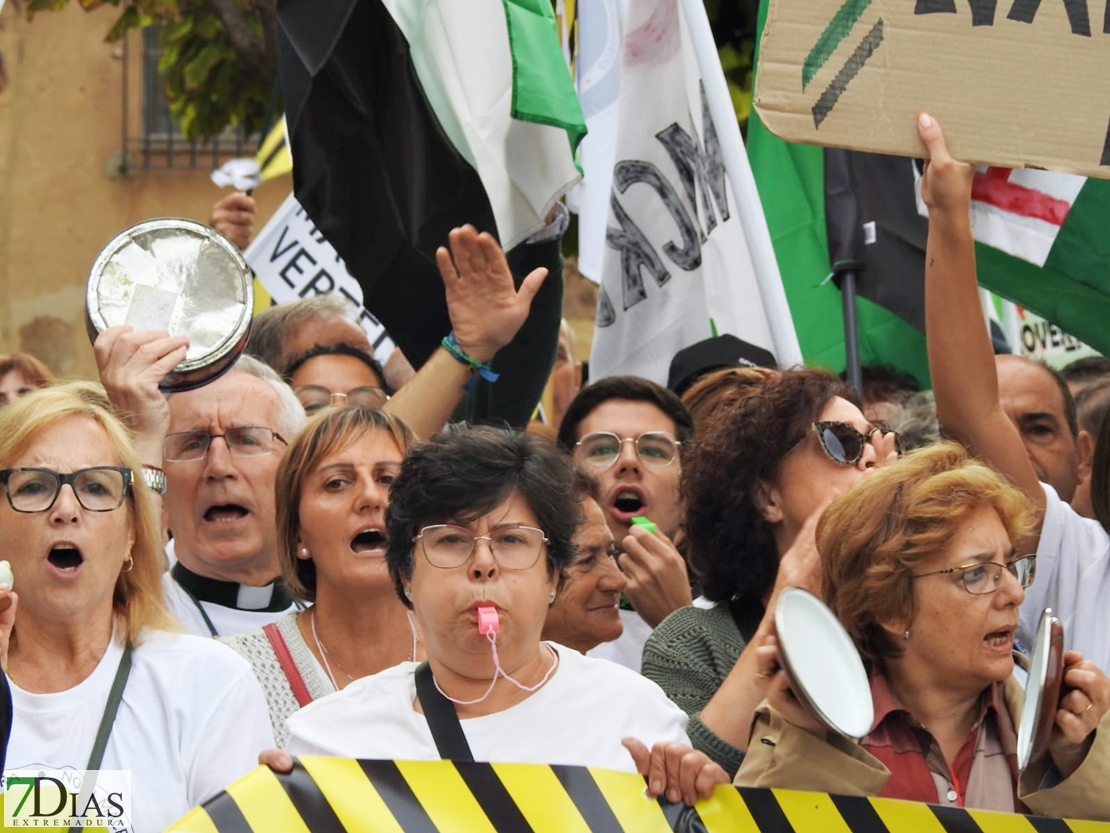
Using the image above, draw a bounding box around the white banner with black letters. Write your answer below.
[588,0,777,385]
[244,193,395,359]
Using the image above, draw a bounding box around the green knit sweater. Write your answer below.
[642,603,748,776]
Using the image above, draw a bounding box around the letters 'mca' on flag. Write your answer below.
[588,0,782,385]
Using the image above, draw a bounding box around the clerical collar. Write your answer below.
[171,562,294,612]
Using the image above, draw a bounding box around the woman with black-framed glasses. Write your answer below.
[0,382,273,831]
[643,368,901,777]
[738,442,1110,819]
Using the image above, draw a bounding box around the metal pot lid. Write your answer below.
[86,218,253,373]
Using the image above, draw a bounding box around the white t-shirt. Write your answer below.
[586,610,654,672]
[285,643,689,770]
[1021,482,1110,670]
[8,629,274,833]
[162,571,300,638]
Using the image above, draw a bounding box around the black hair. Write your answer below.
[556,375,694,454]
[283,342,391,395]
[386,425,582,606]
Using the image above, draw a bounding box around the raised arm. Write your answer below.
[919,114,1046,533]
[383,225,547,438]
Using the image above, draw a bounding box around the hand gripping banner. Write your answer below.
[163,758,1110,832]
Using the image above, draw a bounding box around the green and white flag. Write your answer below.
[382,0,585,250]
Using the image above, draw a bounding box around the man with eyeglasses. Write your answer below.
[557,377,695,671]
[121,352,305,638]
[93,226,550,636]
[920,115,1110,670]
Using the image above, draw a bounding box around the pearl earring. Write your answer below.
[300,547,309,558]
[549,590,556,602]
[903,630,910,641]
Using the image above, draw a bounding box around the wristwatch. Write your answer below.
[141,465,167,495]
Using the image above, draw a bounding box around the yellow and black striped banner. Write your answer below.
[165,758,1110,832]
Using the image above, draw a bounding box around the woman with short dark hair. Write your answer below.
[283,425,696,776]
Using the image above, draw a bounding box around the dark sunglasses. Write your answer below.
[812,421,903,466]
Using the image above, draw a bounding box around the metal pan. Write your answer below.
[86,218,253,392]
[1017,608,1065,770]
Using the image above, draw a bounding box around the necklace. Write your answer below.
[310,609,419,691]
[4,666,16,687]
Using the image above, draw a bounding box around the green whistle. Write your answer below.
[630,516,656,535]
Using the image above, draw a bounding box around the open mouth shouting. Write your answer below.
[351,527,388,556]
[47,543,84,576]
[203,503,250,523]
[608,485,646,524]
[984,627,1015,651]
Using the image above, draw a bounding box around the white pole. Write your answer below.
[1000,299,1022,355]
[677,0,804,368]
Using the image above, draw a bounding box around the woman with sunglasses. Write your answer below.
[268,426,727,805]
[0,383,273,831]
[643,369,899,776]
[738,443,1110,818]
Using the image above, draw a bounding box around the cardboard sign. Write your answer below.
[755,0,1110,179]
[244,193,395,359]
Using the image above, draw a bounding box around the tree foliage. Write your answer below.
[25,0,278,140]
[24,0,757,141]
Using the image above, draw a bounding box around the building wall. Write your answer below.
[0,2,290,380]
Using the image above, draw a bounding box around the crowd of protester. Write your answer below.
[3,113,1110,829]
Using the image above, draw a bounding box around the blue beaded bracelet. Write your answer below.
[442,333,499,391]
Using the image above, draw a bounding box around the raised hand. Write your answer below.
[209,192,257,252]
[917,113,975,214]
[435,226,548,364]
[1048,650,1110,777]
[94,326,189,464]
[618,523,692,628]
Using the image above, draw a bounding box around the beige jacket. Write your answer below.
[736,672,1110,821]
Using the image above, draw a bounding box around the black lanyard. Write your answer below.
[69,645,133,833]
[414,661,474,762]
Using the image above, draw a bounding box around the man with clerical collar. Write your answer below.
[96,329,306,637]
[93,225,553,637]
[159,357,306,636]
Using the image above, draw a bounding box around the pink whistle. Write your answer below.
[477,604,499,635]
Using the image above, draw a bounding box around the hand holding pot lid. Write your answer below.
[86,218,253,392]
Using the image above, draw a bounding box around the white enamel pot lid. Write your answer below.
[775,587,874,739]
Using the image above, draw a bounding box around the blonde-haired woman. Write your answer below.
[223,406,423,744]
[0,383,273,831]
[739,442,1110,819]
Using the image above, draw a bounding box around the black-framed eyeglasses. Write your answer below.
[574,431,681,470]
[294,385,390,415]
[812,421,903,467]
[163,427,288,463]
[913,554,1036,595]
[0,467,133,513]
[414,524,549,570]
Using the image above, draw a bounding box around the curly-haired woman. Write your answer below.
[642,369,899,775]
